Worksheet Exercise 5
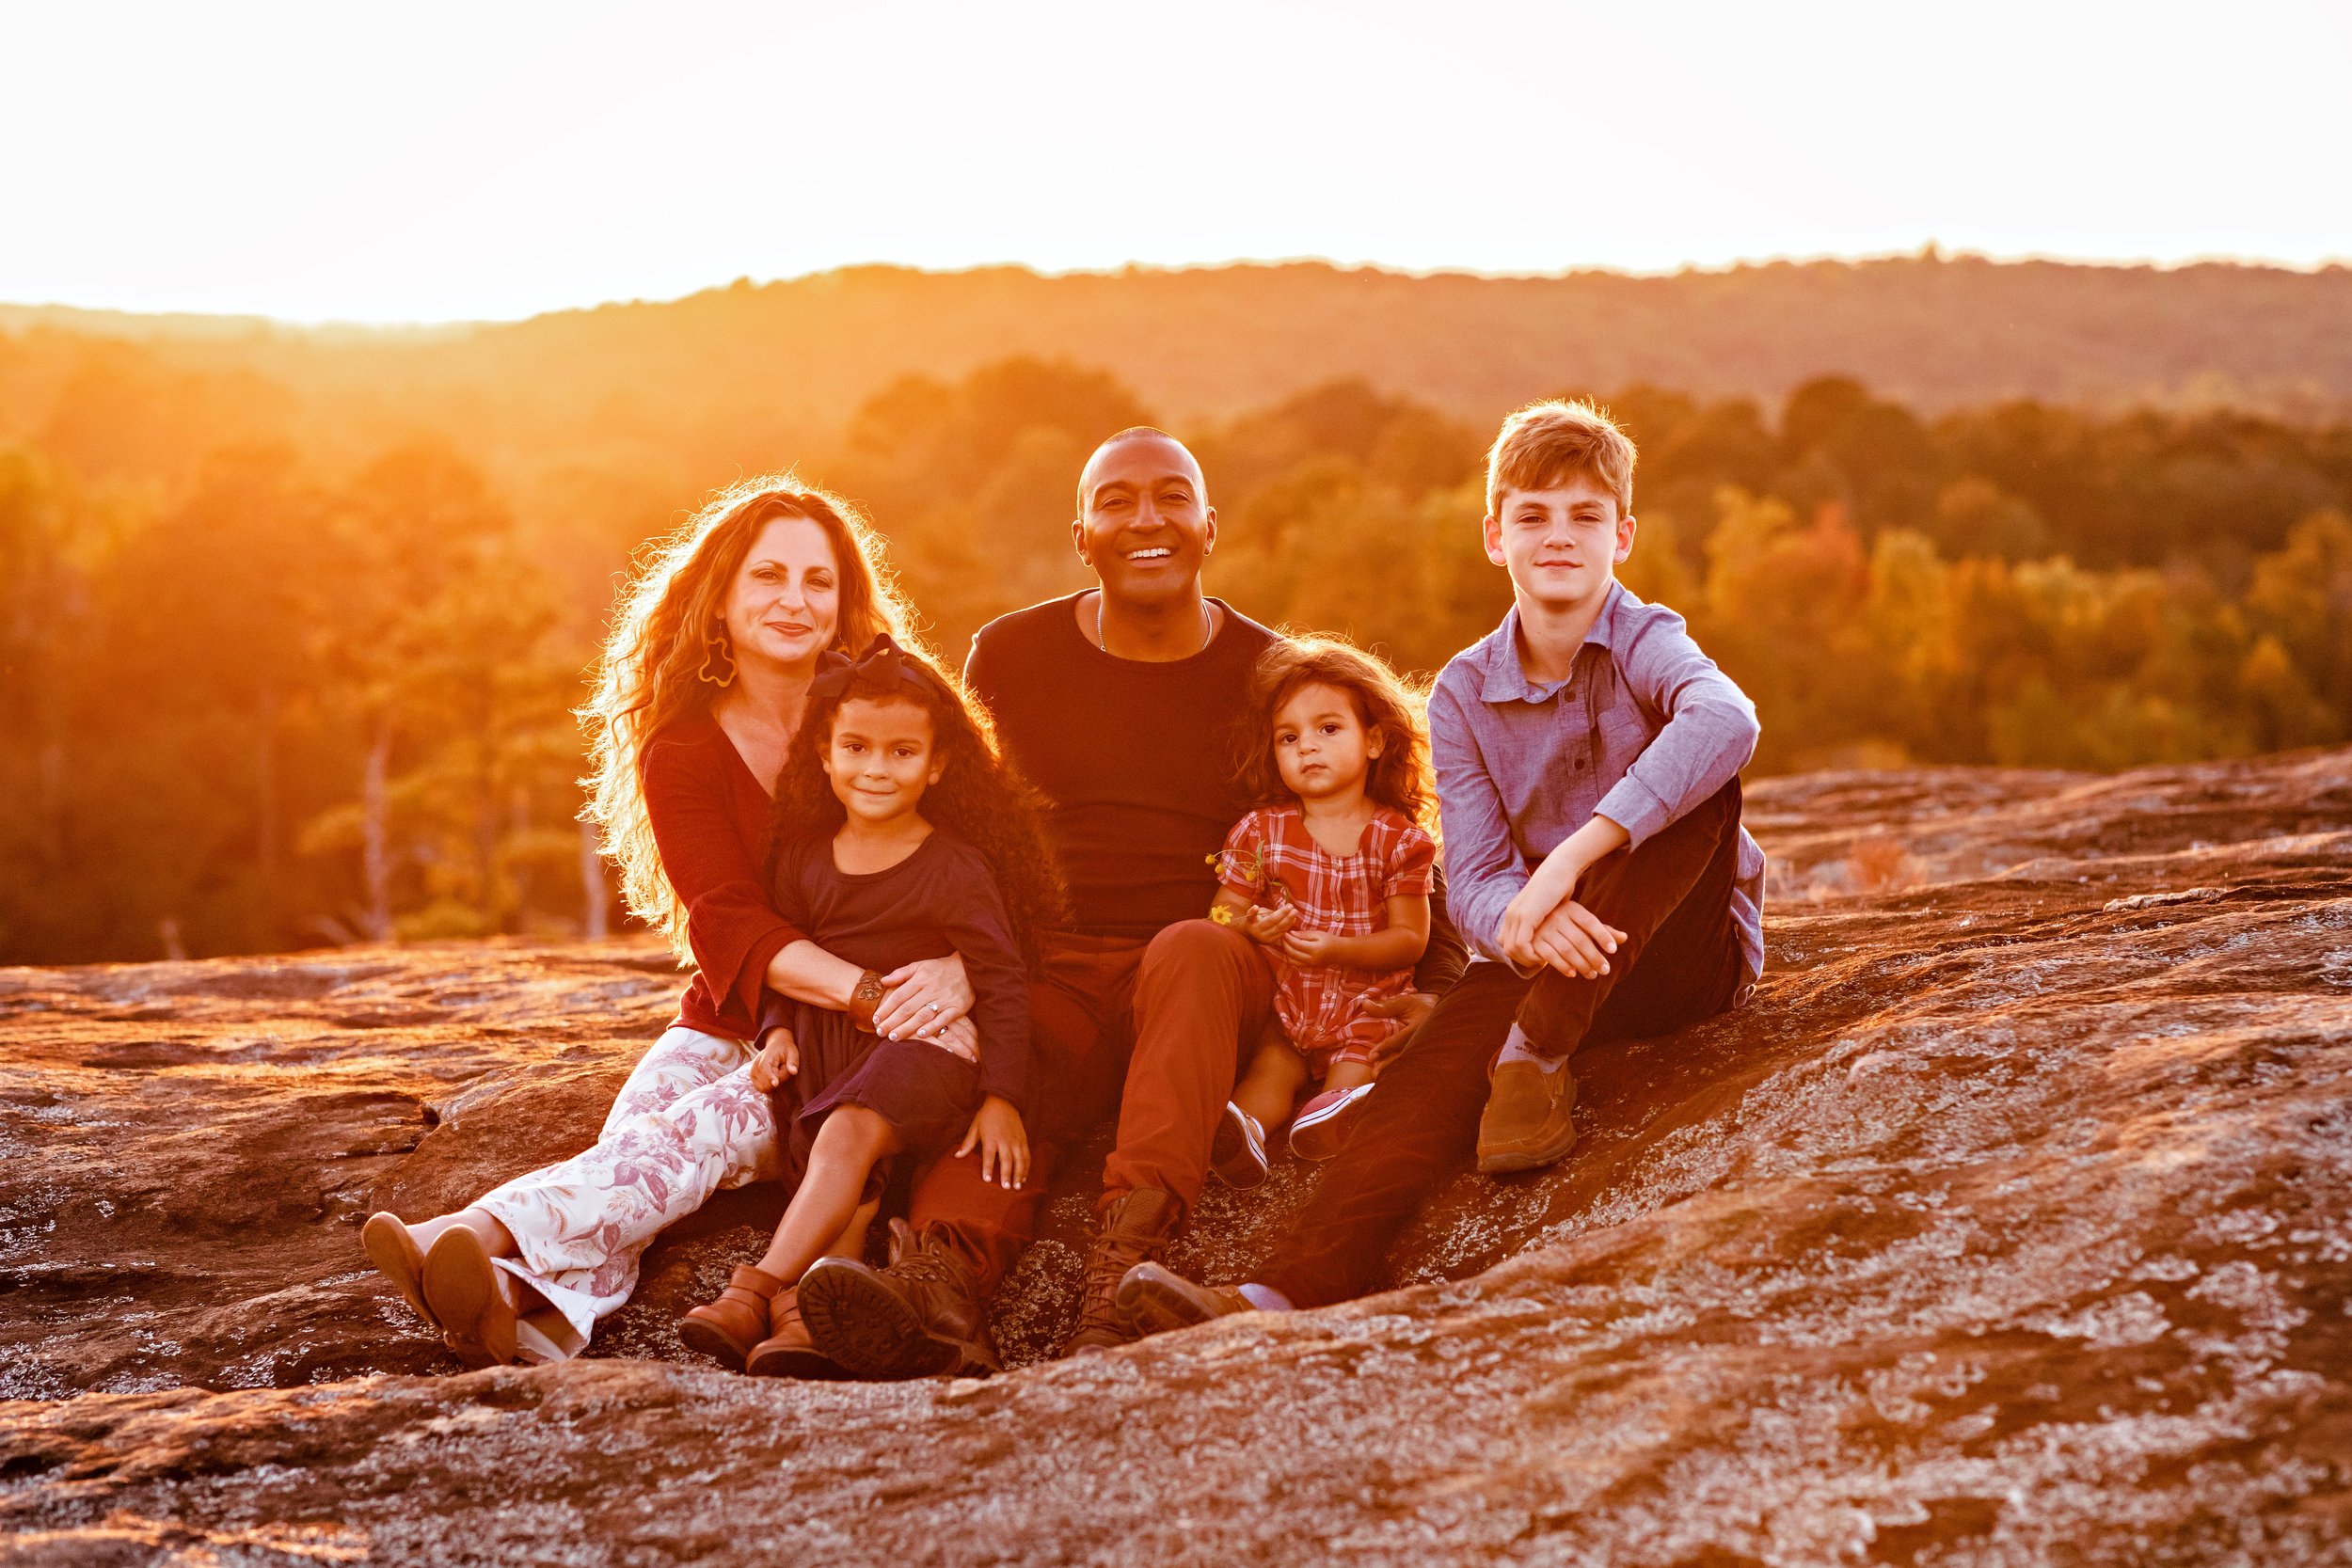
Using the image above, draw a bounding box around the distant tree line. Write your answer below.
[3,353,2347,963]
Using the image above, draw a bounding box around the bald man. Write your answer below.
[795,428,1460,1372]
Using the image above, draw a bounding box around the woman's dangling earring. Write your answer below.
[698,621,738,688]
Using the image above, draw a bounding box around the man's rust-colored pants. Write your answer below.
[1262,780,1749,1309]
[903,919,1277,1293]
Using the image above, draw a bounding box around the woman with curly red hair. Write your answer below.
[359,475,978,1366]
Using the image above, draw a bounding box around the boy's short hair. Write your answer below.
[1485,400,1637,516]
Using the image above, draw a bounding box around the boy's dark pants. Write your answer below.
[1262,780,1749,1310]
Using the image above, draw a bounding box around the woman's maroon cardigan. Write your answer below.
[642,714,803,1041]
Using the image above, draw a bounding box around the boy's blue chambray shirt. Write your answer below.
[1429,582,1767,982]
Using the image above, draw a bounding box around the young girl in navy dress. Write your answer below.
[1207,638,1437,1184]
[678,635,1061,1377]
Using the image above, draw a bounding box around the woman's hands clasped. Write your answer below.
[871,953,975,1041]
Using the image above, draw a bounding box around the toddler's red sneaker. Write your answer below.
[1209,1101,1269,1188]
[1286,1083,1375,1161]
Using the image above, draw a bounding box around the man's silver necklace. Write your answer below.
[1095,594,1215,656]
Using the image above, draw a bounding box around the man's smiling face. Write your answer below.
[1072,434,1216,610]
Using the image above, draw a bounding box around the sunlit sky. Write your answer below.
[7,0,2346,325]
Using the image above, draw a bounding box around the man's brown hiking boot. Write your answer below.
[1061,1187,1181,1355]
[1117,1261,1257,1337]
[798,1219,1001,1380]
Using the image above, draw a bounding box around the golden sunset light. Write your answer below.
[4,0,2346,322]
[5,5,2349,1564]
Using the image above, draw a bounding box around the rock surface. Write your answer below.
[3,749,2349,1565]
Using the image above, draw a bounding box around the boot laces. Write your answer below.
[883,1228,972,1303]
[1075,1217,1168,1330]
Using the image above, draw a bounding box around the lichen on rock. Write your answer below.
[3,750,2349,1564]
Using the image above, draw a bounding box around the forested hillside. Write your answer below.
[6,256,2350,470]
[5,260,2350,963]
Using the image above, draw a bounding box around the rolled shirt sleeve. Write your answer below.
[1594,609,1761,847]
[1216,810,1274,902]
[1382,827,1438,898]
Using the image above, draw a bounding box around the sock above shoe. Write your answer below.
[1494,1023,1571,1074]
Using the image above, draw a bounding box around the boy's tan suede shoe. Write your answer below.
[1062,1187,1181,1355]
[1117,1261,1255,1337]
[1475,1060,1579,1173]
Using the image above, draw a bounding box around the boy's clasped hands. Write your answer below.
[1496,815,1632,980]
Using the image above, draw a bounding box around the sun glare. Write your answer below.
[3,0,2345,322]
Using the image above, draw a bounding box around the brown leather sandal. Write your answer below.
[678,1265,786,1369]
[746,1286,850,1380]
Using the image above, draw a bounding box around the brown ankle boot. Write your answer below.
[677,1265,785,1369]
[745,1286,848,1380]
[1062,1187,1181,1356]
[798,1220,1000,1381]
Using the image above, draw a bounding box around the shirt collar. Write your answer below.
[1477,582,1627,705]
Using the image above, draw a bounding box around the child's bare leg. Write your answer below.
[1321,1058,1376,1094]
[1232,1037,1311,1131]
[829,1196,881,1260]
[755,1107,901,1284]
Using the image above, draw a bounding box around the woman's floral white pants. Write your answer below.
[473,1025,784,1359]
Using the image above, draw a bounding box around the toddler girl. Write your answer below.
[678,634,1061,1376]
[1208,637,1436,1182]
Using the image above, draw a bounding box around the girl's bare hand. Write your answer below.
[1238,904,1299,946]
[1279,927,1343,967]
[748,1026,799,1093]
[955,1095,1031,1190]
[873,954,974,1040]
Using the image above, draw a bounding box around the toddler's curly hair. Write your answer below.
[1234,637,1433,830]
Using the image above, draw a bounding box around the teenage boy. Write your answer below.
[1117,399,1765,1331]
[798,426,1462,1374]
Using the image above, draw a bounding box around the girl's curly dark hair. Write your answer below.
[1233,635,1434,830]
[768,643,1065,972]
